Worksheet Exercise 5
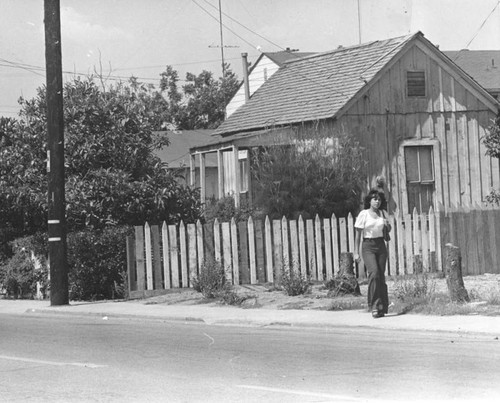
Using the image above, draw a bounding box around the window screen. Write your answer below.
[407,71,426,97]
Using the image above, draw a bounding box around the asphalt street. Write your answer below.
[1,312,500,402]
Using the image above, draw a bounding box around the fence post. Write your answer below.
[134,226,145,293]
[265,216,274,283]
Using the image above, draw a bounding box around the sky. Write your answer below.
[1,0,499,119]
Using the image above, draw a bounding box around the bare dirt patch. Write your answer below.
[142,273,500,316]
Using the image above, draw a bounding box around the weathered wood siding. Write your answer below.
[335,43,499,214]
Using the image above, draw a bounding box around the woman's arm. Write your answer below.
[354,227,363,262]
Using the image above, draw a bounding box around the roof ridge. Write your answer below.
[282,31,420,65]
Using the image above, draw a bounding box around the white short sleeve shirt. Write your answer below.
[354,209,385,238]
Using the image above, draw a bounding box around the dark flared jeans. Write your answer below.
[362,238,389,313]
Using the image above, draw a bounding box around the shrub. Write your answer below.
[280,267,311,296]
[67,226,132,301]
[202,196,255,224]
[191,257,227,299]
[393,273,435,302]
[0,233,48,299]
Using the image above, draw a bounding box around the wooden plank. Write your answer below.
[273,219,283,283]
[331,214,340,276]
[420,213,429,272]
[238,221,250,285]
[289,219,299,274]
[455,207,468,275]
[395,210,405,275]
[388,213,397,276]
[254,220,266,283]
[495,209,500,274]
[306,219,316,279]
[428,207,436,272]
[126,235,136,292]
[187,223,197,283]
[474,206,485,275]
[347,213,355,253]
[168,224,179,288]
[323,218,333,281]
[298,216,307,277]
[281,216,290,271]
[315,215,323,281]
[144,222,153,290]
[151,225,162,290]
[339,217,348,252]
[404,214,413,273]
[247,218,257,284]
[413,208,421,273]
[457,113,472,205]
[203,223,215,262]
[213,218,221,262]
[231,218,239,285]
[478,112,491,201]
[222,222,233,283]
[265,216,274,283]
[179,221,188,288]
[435,203,445,272]
[196,220,204,270]
[162,222,171,289]
[480,207,492,275]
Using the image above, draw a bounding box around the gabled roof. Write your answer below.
[215,33,418,136]
[442,50,500,93]
[154,130,218,167]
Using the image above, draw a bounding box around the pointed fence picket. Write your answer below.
[127,206,500,297]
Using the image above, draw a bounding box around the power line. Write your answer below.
[455,0,500,59]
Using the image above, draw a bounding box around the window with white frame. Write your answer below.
[404,146,435,213]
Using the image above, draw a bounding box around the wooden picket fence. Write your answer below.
[126,205,500,297]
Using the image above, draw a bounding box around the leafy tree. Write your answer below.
[0,76,202,241]
[251,127,366,219]
[159,63,239,130]
[483,115,500,205]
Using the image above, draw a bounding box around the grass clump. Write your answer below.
[279,267,311,296]
[191,257,227,299]
[191,257,253,306]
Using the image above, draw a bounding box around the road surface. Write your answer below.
[1,312,499,402]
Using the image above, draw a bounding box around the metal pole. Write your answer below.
[44,0,68,306]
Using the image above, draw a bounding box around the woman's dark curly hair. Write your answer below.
[363,189,384,209]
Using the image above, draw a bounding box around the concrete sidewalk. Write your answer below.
[1,298,500,336]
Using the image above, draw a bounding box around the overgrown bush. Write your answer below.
[191,257,228,298]
[67,226,132,301]
[202,196,255,224]
[251,127,366,219]
[0,233,48,299]
[279,267,311,296]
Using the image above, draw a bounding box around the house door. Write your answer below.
[404,145,435,213]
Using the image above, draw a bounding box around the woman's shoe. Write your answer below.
[372,299,385,318]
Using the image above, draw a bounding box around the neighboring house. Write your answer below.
[443,50,500,100]
[191,32,499,214]
[226,49,316,118]
[154,130,219,199]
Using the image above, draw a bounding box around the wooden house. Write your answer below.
[154,130,219,198]
[190,32,500,214]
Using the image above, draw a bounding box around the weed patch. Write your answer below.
[279,268,311,296]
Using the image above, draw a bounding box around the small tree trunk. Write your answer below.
[339,252,355,276]
[444,243,469,303]
[328,252,360,297]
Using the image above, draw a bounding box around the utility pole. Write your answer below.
[44,0,68,306]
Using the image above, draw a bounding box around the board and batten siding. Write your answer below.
[337,42,499,214]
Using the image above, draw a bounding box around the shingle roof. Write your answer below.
[442,50,500,92]
[215,33,418,136]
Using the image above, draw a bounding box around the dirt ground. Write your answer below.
[143,273,500,315]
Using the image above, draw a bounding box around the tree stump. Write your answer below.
[444,243,469,303]
[327,252,361,297]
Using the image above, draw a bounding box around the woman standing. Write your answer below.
[353,189,391,318]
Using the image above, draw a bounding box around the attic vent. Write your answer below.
[406,71,426,97]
